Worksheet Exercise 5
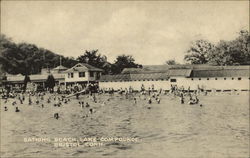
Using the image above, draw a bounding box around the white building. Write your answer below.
[99,65,250,91]
[64,63,103,85]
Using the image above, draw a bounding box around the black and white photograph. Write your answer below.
[0,1,249,158]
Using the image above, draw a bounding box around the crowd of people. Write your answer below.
[1,82,204,120]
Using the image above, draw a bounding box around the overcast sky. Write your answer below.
[1,1,249,65]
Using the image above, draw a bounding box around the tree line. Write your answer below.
[183,29,249,65]
[0,34,141,75]
[1,29,249,77]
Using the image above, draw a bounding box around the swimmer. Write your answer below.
[133,97,137,104]
[54,113,59,119]
[80,102,84,108]
[148,97,152,104]
[15,107,20,112]
[156,97,161,104]
[85,102,90,108]
[180,97,184,104]
[89,108,93,114]
[29,98,32,105]
[12,101,17,106]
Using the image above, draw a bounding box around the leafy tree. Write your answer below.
[184,40,215,64]
[208,30,250,65]
[0,34,79,75]
[112,55,142,74]
[77,50,111,74]
[62,56,78,68]
[46,74,55,92]
[165,59,178,65]
[23,75,31,91]
[77,50,104,67]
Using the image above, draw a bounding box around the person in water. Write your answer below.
[148,97,152,104]
[85,102,90,108]
[156,97,161,104]
[89,108,93,114]
[180,96,184,104]
[133,97,137,104]
[15,107,20,112]
[54,113,59,119]
[12,101,17,106]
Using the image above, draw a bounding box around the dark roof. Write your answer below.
[122,68,144,74]
[143,64,250,71]
[64,63,103,72]
[99,72,170,81]
[7,74,65,82]
[130,73,169,80]
[101,65,249,81]
[168,69,192,77]
[99,74,131,81]
[190,69,250,78]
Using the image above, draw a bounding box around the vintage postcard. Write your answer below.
[0,1,249,158]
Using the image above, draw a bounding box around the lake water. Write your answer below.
[0,92,249,158]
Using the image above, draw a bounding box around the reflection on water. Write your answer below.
[0,93,249,158]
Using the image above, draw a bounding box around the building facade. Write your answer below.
[99,65,250,91]
[64,63,103,85]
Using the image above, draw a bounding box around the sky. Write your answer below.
[1,1,249,65]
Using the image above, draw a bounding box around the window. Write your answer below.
[68,73,74,78]
[170,79,176,82]
[79,72,85,77]
[90,72,94,77]
[238,77,241,80]
[96,72,100,79]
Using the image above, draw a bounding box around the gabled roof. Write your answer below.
[53,65,68,70]
[64,63,103,72]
